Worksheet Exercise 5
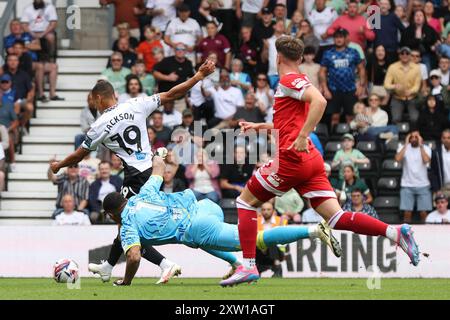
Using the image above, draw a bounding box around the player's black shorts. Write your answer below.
[327,90,357,116]
[120,167,153,199]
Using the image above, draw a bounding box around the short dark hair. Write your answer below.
[152,109,163,116]
[125,74,143,94]
[6,54,19,61]
[92,80,115,99]
[303,46,316,56]
[99,160,112,168]
[13,39,25,47]
[103,192,126,217]
[351,188,363,194]
[343,164,355,172]
[275,36,304,62]
[205,20,218,28]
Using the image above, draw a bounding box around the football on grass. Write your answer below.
[53,259,79,283]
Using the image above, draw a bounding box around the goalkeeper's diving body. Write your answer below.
[102,156,342,286]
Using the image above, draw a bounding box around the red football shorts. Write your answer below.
[247,148,336,206]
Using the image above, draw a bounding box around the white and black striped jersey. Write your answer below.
[81,94,161,176]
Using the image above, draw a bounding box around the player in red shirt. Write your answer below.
[220,36,420,287]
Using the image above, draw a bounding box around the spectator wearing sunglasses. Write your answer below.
[100,52,131,95]
[384,46,421,125]
[253,73,274,123]
[47,161,90,218]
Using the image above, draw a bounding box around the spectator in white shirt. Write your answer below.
[254,73,274,122]
[162,100,182,129]
[21,0,58,62]
[395,130,433,223]
[189,77,215,123]
[118,75,147,104]
[431,56,450,87]
[351,93,399,141]
[426,194,450,223]
[302,203,323,223]
[164,4,202,64]
[237,0,267,28]
[146,0,182,32]
[262,19,286,89]
[431,129,450,199]
[53,194,92,226]
[307,0,338,62]
[411,49,429,96]
[203,69,245,128]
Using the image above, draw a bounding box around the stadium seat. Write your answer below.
[220,198,238,224]
[324,141,342,161]
[206,141,225,163]
[373,196,401,223]
[314,123,329,144]
[330,123,350,140]
[373,196,400,208]
[376,177,400,196]
[384,140,404,159]
[356,141,378,153]
[357,160,378,179]
[325,141,342,153]
[381,159,403,177]
[397,122,410,139]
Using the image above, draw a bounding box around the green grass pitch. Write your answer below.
[1,278,450,300]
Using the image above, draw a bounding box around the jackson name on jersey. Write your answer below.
[82,94,161,175]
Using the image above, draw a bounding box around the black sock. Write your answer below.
[107,236,123,266]
[141,245,165,266]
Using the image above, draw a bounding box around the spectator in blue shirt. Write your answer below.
[320,28,366,127]
[342,189,379,219]
[0,74,16,107]
[3,19,39,62]
[309,132,324,156]
[0,81,18,168]
[374,0,405,64]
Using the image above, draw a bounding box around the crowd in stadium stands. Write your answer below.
[0,0,449,232]
[0,0,62,174]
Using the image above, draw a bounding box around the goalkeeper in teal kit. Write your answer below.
[103,156,342,286]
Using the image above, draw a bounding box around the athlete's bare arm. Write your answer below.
[50,147,90,174]
[288,85,327,152]
[159,59,215,105]
[120,245,141,285]
[239,121,274,133]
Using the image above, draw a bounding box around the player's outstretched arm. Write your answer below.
[120,246,141,286]
[288,86,327,152]
[49,147,90,174]
[239,121,274,133]
[159,59,215,105]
